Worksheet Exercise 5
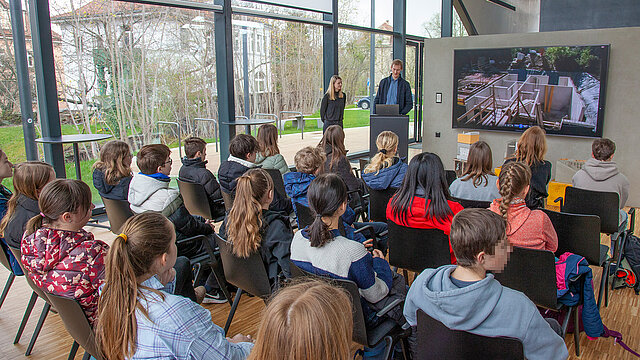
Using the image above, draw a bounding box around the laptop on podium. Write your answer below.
[375,104,400,115]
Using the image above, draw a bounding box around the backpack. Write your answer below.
[612,233,640,295]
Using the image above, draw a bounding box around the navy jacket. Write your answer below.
[92,168,132,201]
[374,75,413,115]
[362,157,407,191]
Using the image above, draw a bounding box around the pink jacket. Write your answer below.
[489,198,558,251]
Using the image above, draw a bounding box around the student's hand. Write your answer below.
[158,267,176,286]
[371,249,385,259]
[362,239,373,248]
[227,333,253,343]
[205,219,216,231]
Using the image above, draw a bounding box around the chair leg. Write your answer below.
[25,302,50,356]
[381,336,393,360]
[81,351,91,360]
[68,341,80,360]
[402,269,409,286]
[597,264,607,309]
[560,309,571,337]
[0,272,15,309]
[612,232,628,291]
[209,257,233,307]
[573,306,580,357]
[14,291,37,344]
[223,289,243,334]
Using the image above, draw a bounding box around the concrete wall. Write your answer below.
[422,27,640,206]
[540,0,640,32]
[460,0,540,35]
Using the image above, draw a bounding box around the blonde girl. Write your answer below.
[362,131,407,190]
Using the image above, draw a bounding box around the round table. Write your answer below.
[35,134,112,180]
[221,118,275,134]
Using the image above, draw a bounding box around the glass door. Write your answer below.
[405,39,423,143]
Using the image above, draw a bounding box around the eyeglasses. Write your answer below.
[164,158,173,166]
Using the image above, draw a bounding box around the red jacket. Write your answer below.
[21,228,109,325]
[386,196,464,264]
[489,198,558,251]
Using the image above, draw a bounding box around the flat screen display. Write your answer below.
[452,45,610,137]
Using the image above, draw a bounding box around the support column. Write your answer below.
[214,0,236,161]
[28,0,65,176]
[322,0,338,90]
[369,0,375,114]
[392,0,406,68]
[10,0,37,161]
[442,0,453,37]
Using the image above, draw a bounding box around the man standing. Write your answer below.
[374,59,413,115]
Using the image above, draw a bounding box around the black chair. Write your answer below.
[264,168,287,201]
[214,234,272,333]
[445,170,457,187]
[221,190,234,211]
[349,188,370,222]
[493,246,582,356]
[368,187,397,222]
[0,246,17,310]
[295,202,315,229]
[541,209,609,308]
[290,262,409,359]
[177,179,225,222]
[416,310,524,359]
[8,246,54,356]
[46,292,103,360]
[101,197,134,235]
[451,197,491,209]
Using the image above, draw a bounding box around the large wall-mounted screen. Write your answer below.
[453,45,610,137]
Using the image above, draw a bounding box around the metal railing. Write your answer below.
[193,118,219,152]
[279,111,305,139]
[156,121,182,158]
[253,113,280,137]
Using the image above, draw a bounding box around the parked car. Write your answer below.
[355,96,373,109]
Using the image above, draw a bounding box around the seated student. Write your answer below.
[255,124,290,175]
[449,141,500,202]
[21,179,109,325]
[403,208,568,360]
[92,140,133,201]
[489,161,558,251]
[290,174,407,337]
[248,280,352,360]
[128,144,215,257]
[503,126,552,209]
[96,212,253,360]
[362,131,407,191]
[386,152,464,263]
[179,137,225,219]
[319,125,365,194]
[572,138,630,232]
[219,168,293,288]
[0,148,17,273]
[0,161,54,275]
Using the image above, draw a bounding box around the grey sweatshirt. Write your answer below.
[449,175,500,202]
[404,265,568,360]
[572,158,629,208]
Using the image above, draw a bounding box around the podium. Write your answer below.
[369,115,409,158]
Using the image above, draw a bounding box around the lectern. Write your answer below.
[369,115,409,158]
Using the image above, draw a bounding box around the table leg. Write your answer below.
[72,143,81,180]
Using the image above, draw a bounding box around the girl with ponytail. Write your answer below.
[20,179,108,325]
[489,161,558,251]
[362,131,407,191]
[96,212,253,360]
[219,168,293,286]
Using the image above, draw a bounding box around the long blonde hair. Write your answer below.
[364,131,398,174]
[93,140,132,185]
[226,168,273,258]
[0,162,54,236]
[96,212,175,360]
[247,280,353,360]
[497,161,531,220]
[325,75,344,101]
[510,126,547,166]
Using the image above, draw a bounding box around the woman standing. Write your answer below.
[320,75,346,132]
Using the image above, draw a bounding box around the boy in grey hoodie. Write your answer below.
[572,138,630,230]
[403,209,568,360]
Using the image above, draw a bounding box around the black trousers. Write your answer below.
[173,256,197,302]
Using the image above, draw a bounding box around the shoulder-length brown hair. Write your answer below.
[247,280,353,360]
[256,124,280,157]
[93,140,132,185]
[510,126,547,166]
[461,141,494,187]
[318,125,347,171]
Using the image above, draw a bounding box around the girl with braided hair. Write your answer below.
[489,161,558,251]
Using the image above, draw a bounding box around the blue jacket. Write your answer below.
[92,168,132,201]
[0,185,22,275]
[374,75,413,115]
[362,157,407,191]
[555,252,604,338]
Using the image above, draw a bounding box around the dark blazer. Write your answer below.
[374,74,413,115]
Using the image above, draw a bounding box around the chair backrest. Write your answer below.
[492,246,558,309]
[264,168,287,200]
[416,310,524,359]
[445,170,457,187]
[214,233,272,299]
[368,187,397,222]
[221,191,234,211]
[451,197,491,209]
[177,179,212,220]
[45,292,103,360]
[8,246,51,303]
[0,245,13,273]
[295,202,315,229]
[541,209,601,266]
[100,197,134,234]
[387,222,451,273]
[289,262,369,346]
[562,187,620,234]
[358,158,369,178]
